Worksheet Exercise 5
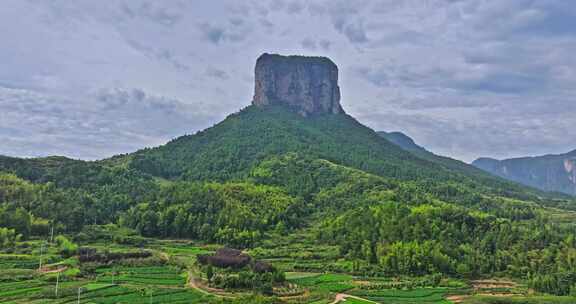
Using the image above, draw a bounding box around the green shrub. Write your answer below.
[54,235,78,258]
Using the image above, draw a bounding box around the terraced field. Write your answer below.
[351,288,454,303]
[291,273,355,293]
[96,266,186,286]
[0,265,209,304]
[2,235,572,304]
[0,239,214,304]
[283,272,471,303]
[0,253,44,269]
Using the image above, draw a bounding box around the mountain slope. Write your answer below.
[473,150,576,195]
[103,104,576,213]
[119,105,437,181]
[1,104,567,210]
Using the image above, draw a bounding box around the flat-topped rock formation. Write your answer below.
[252,53,343,117]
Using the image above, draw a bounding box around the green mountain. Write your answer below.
[473,150,576,195]
[2,54,576,297]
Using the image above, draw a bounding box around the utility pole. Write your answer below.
[55,271,60,298]
[77,287,83,304]
[38,242,45,271]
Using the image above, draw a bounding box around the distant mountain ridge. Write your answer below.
[375,130,557,199]
[377,131,427,153]
[472,150,576,195]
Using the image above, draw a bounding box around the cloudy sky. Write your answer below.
[1,0,575,162]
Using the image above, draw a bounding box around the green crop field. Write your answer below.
[0,237,215,304]
[96,266,186,286]
[461,295,576,304]
[1,230,575,304]
[351,288,453,303]
[290,273,355,293]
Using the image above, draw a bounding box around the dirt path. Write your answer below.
[330,293,379,304]
[39,266,67,274]
[188,274,216,296]
[446,295,468,303]
[187,271,237,298]
[472,279,517,290]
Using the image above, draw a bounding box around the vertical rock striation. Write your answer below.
[252,53,343,116]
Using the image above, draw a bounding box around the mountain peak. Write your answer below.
[252,53,343,117]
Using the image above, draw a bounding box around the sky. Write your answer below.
[1,0,575,162]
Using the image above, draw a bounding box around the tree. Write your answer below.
[0,228,20,250]
[206,265,214,283]
[55,235,78,257]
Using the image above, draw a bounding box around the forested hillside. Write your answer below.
[1,105,570,240]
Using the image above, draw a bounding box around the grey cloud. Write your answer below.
[259,18,274,30]
[124,39,190,71]
[268,0,304,14]
[0,87,217,159]
[489,2,576,38]
[341,21,368,43]
[229,18,244,27]
[286,1,304,14]
[198,21,252,44]
[319,39,331,50]
[120,1,181,27]
[357,106,576,162]
[355,55,555,96]
[301,38,331,51]
[96,88,180,114]
[204,67,230,80]
[308,0,368,43]
[458,71,548,94]
[301,38,317,50]
[199,23,226,44]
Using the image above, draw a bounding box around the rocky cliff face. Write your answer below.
[472,150,576,195]
[252,53,343,117]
